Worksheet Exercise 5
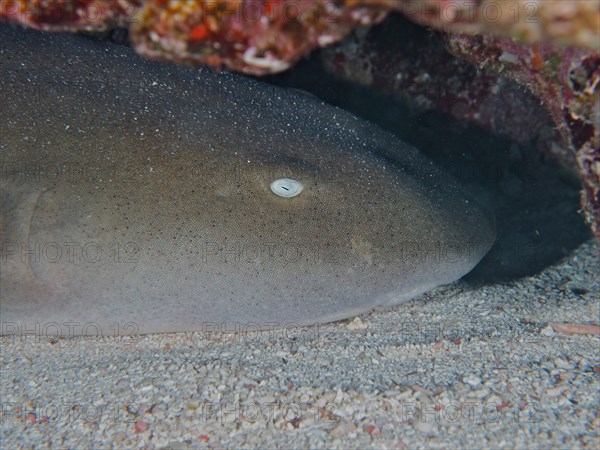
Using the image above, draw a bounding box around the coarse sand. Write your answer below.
[1,239,598,448]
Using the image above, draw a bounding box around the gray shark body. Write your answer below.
[0,25,495,335]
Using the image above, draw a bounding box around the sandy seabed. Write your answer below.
[1,239,598,449]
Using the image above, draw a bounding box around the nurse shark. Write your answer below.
[0,25,495,335]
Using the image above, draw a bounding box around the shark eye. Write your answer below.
[270,178,303,198]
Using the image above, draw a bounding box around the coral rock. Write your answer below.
[1,1,598,74]
[445,34,600,240]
